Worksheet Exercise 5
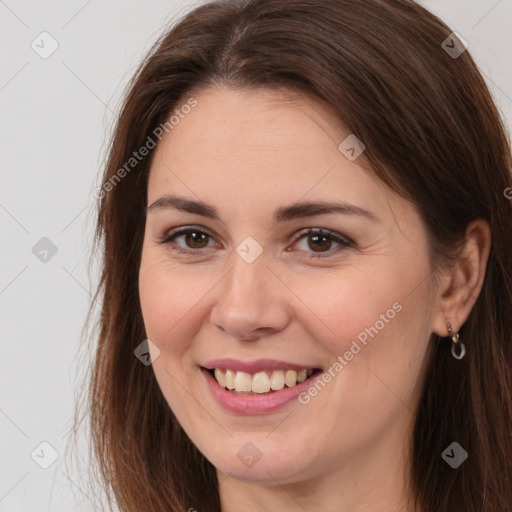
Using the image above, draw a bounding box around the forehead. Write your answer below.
[149,87,385,200]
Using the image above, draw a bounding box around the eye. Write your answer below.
[289,228,353,258]
[158,226,217,255]
[158,226,354,258]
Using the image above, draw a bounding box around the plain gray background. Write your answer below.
[1,1,511,510]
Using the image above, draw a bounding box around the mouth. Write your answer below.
[203,367,323,395]
[200,360,324,414]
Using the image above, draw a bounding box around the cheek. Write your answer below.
[289,267,406,353]
[289,259,432,385]
[316,265,432,401]
[138,255,218,354]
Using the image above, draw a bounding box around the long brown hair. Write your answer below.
[74,1,512,510]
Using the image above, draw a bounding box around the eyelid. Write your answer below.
[158,225,219,251]
[291,227,354,247]
[288,227,353,259]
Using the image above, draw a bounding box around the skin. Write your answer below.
[138,86,491,512]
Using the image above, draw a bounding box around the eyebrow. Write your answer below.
[146,194,380,223]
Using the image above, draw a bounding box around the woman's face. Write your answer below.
[139,86,438,486]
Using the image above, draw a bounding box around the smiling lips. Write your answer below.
[202,358,321,395]
[213,368,314,393]
[201,359,323,414]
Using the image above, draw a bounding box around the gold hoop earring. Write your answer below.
[447,322,465,360]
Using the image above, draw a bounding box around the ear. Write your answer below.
[431,219,491,337]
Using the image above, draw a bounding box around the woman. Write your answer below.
[82,0,512,510]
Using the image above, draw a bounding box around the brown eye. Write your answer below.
[291,228,353,258]
[307,233,334,252]
[182,231,209,249]
[159,227,216,254]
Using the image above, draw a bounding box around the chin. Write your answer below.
[198,433,317,485]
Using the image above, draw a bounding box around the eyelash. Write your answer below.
[158,225,354,259]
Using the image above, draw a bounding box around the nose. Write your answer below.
[209,251,291,342]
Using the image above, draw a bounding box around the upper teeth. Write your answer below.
[213,368,313,393]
